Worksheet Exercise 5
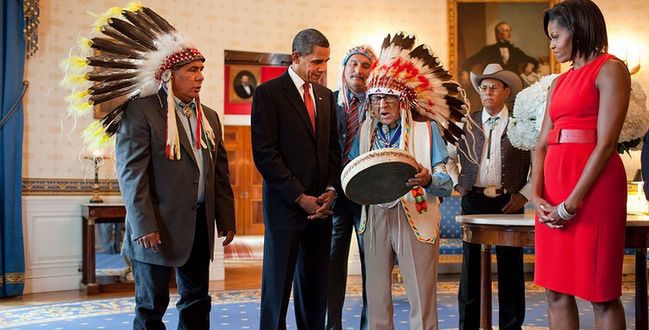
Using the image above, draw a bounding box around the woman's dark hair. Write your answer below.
[543,0,608,60]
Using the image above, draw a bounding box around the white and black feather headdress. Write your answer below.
[61,2,214,159]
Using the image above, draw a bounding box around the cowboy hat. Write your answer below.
[470,63,523,102]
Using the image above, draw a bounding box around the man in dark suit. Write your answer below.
[251,28,340,329]
[116,50,236,329]
[461,21,538,79]
[449,63,529,330]
[234,74,255,99]
[327,45,375,330]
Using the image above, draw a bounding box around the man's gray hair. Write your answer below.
[292,28,329,56]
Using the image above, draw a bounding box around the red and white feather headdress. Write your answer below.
[366,32,471,144]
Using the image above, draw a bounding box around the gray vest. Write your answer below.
[457,111,531,193]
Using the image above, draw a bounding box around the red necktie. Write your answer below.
[343,96,359,162]
[303,83,316,133]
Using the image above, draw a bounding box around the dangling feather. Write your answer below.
[89,85,139,105]
[122,10,163,37]
[101,94,138,136]
[86,69,139,82]
[90,37,143,58]
[87,55,142,69]
[141,7,176,33]
[101,26,151,53]
[82,120,113,152]
[89,77,139,95]
[90,6,123,33]
[108,18,157,51]
[60,56,89,73]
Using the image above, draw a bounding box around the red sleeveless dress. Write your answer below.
[534,54,627,302]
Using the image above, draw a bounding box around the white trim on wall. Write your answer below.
[22,196,225,294]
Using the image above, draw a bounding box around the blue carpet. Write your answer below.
[0,286,638,329]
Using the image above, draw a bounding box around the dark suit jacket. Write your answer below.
[462,43,538,74]
[234,83,254,99]
[116,90,235,267]
[251,71,341,231]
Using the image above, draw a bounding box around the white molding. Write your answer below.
[223,114,251,126]
[21,196,225,293]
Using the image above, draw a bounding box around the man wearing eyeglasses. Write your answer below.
[449,63,530,330]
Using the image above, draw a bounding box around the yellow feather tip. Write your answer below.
[82,121,112,151]
[67,100,94,118]
[125,2,144,12]
[65,90,91,103]
[91,7,122,32]
[60,56,88,72]
[60,73,89,89]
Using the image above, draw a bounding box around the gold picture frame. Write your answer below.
[448,0,560,111]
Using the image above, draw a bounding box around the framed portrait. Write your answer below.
[228,65,261,103]
[448,0,560,111]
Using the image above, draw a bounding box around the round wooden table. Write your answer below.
[456,213,649,330]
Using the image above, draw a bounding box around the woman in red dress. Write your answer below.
[531,0,631,328]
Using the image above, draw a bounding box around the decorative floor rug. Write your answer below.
[0,283,639,329]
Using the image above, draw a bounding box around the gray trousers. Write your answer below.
[363,202,439,330]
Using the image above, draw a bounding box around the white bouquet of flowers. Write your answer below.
[508,74,559,151]
[508,75,649,152]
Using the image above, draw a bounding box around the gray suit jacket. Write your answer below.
[116,90,235,266]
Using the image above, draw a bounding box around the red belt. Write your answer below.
[548,129,596,144]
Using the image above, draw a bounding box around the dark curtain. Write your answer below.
[0,0,26,297]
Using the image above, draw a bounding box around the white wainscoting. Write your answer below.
[22,196,225,294]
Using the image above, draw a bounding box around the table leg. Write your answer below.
[636,248,647,330]
[85,217,99,294]
[81,217,88,286]
[480,244,492,330]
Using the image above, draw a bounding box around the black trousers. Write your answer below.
[458,192,525,330]
[327,198,366,330]
[260,219,332,330]
[131,204,211,330]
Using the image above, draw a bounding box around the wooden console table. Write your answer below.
[456,213,649,330]
[81,203,130,294]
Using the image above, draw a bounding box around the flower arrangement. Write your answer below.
[508,74,558,151]
[508,75,649,153]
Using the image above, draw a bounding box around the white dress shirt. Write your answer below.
[287,66,316,118]
[474,106,531,199]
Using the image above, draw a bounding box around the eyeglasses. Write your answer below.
[478,84,504,93]
[369,94,399,106]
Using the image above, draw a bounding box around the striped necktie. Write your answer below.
[343,96,359,162]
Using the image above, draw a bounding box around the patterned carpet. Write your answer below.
[0,282,639,329]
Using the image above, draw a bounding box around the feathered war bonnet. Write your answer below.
[365,32,472,146]
[60,2,215,160]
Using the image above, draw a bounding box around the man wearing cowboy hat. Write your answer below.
[450,63,530,330]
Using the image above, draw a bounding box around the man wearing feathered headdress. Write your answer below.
[327,45,376,330]
[348,32,468,329]
[61,3,235,328]
[450,63,529,330]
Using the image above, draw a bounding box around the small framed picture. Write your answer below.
[229,66,260,103]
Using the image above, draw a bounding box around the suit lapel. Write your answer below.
[314,85,329,143]
[281,72,316,141]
